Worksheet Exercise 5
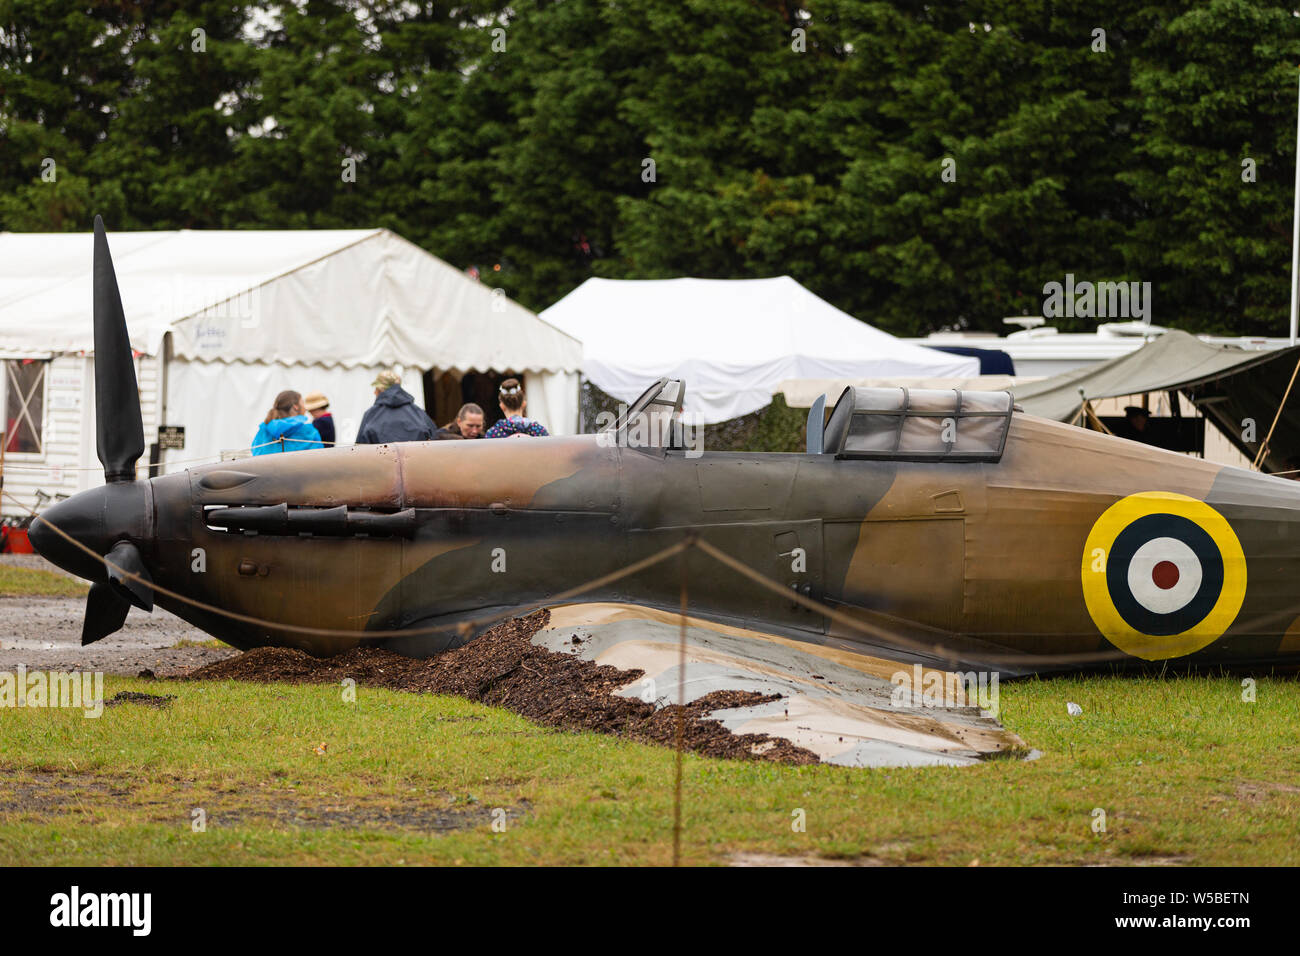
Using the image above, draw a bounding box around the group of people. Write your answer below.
[252,370,548,455]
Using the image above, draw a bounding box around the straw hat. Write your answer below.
[303,391,330,411]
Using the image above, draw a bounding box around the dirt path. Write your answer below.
[0,568,237,676]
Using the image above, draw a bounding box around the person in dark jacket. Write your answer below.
[355,370,436,444]
[303,391,335,445]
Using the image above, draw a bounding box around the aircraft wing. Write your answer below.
[537,603,1026,768]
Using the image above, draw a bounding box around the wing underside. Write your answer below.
[537,602,1026,768]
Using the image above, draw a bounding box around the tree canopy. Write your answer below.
[3,0,1298,336]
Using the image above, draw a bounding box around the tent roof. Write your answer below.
[1013,329,1300,472]
[0,228,582,373]
[1012,330,1290,421]
[540,275,979,423]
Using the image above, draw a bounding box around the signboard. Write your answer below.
[158,425,185,450]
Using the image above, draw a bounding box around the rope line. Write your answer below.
[9,489,1135,668]
[3,489,687,641]
[691,537,1134,668]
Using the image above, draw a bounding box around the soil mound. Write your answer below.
[185,610,818,765]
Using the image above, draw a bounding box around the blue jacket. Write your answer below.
[252,415,324,455]
[356,385,436,444]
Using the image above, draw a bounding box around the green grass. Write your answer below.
[0,565,88,598]
[0,673,1296,865]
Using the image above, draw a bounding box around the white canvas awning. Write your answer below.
[540,276,979,423]
[0,228,585,479]
[0,228,582,375]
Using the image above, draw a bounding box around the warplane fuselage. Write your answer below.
[33,413,1300,674]
[40,219,1300,679]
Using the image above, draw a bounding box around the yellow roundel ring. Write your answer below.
[1081,491,1246,660]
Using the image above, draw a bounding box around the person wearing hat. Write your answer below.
[1119,405,1150,443]
[355,369,436,444]
[303,391,335,446]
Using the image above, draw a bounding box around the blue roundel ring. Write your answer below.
[1105,513,1224,636]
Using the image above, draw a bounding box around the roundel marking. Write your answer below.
[1081,492,1246,660]
[1125,537,1200,615]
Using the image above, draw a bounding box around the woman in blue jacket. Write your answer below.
[253,390,324,455]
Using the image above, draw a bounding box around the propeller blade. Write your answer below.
[93,215,144,482]
[83,581,130,646]
[105,539,154,612]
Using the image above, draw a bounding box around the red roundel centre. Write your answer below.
[1151,560,1180,590]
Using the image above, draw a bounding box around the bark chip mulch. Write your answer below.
[184,610,818,765]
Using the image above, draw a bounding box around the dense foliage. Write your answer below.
[3,0,1299,336]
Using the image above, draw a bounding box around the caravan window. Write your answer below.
[823,387,1012,462]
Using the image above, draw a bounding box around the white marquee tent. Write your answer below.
[0,228,582,514]
[540,276,979,423]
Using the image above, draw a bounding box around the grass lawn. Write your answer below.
[0,672,1296,865]
[0,565,88,598]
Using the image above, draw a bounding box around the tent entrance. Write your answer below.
[423,368,523,429]
[1085,392,1206,453]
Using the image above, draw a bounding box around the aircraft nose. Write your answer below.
[27,512,55,557]
[30,491,108,582]
[29,483,149,584]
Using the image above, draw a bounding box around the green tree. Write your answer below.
[1120,0,1300,336]
[0,1,257,230]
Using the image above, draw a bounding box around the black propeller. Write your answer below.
[77,217,154,644]
[105,538,154,612]
[83,582,131,646]
[93,215,145,483]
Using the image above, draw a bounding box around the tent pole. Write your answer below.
[1083,400,1114,435]
[1072,388,1088,428]
[1291,66,1300,344]
[1251,349,1300,470]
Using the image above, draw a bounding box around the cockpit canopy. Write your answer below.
[601,377,689,450]
[822,387,1014,462]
